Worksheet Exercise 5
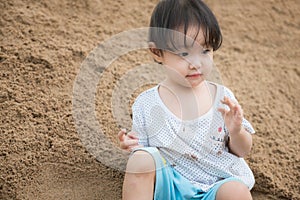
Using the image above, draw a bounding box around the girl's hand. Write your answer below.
[118,129,142,151]
[218,97,243,136]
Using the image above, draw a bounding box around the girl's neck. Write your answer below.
[158,79,214,121]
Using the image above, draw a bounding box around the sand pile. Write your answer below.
[1,0,299,199]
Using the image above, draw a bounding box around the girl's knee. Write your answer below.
[216,181,252,200]
[123,151,156,199]
[125,150,156,174]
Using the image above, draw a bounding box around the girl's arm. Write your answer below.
[218,97,253,157]
[227,127,252,157]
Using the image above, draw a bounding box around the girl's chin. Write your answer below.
[186,78,205,87]
[165,77,205,88]
[181,80,205,88]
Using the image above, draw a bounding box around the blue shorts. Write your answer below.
[132,147,244,200]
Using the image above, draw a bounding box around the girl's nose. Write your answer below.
[188,55,202,69]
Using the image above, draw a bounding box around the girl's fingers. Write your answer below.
[118,129,140,151]
[120,139,139,150]
[221,97,236,111]
[120,142,127,150]
[118,129,138,140]
[237,104,243,115]
[221,97,241,114]
[219,98,244,120]
[118,129,127,141]
[234,104,243,120]
[120,140,138,149]
[125,139,139,146]
[218,108,226,117]
[127,131,138,139]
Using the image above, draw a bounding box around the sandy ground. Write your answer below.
[1,0,300,199]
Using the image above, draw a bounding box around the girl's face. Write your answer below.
[154,26,214,88]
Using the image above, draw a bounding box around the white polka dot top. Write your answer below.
[132,82,255,192]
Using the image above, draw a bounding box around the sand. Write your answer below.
[1,0,299,199]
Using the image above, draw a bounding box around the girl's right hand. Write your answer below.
[118,129,142,151]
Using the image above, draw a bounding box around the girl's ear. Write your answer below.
[148,42,163,63]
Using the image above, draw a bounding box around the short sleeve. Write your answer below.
[223,87,255,134]
[131,99,150,147]
[241,118,255,134]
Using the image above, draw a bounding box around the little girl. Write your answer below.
[118,0,255,199]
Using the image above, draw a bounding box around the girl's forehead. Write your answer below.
[172,26,206,48]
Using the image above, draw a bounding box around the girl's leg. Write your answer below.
[122,150,156,200]
[216,181,252,200]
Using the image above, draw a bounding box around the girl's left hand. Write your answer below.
[118,129,142,151]
[218,97,243,136]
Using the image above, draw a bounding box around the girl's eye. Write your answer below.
[178,52,189,57]
[202,49,212,54]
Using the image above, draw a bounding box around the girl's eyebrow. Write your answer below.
[166,46,188,52]
[184,38,208,49]
[164,44,187,51]
[165,39,208,51]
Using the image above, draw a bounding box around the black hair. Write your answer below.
[149,0,222,53]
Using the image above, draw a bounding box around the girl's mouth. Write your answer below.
[186,73,202,78]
